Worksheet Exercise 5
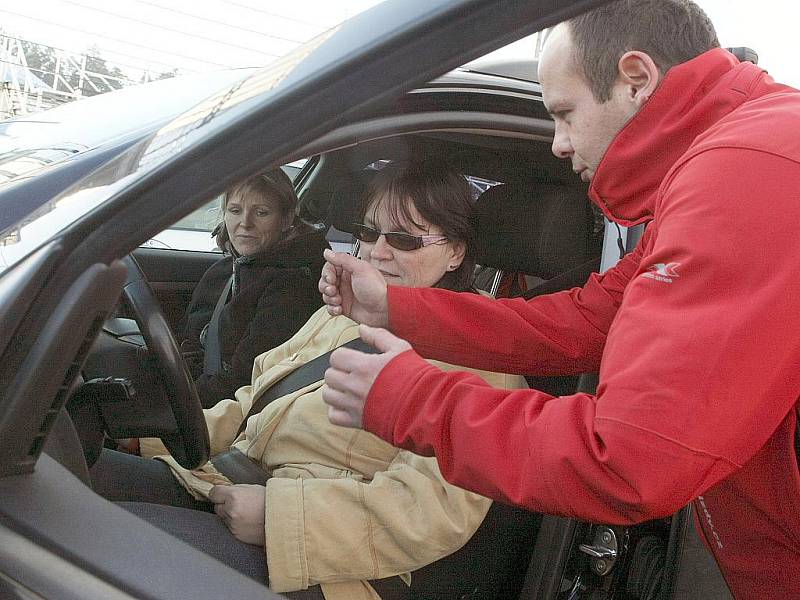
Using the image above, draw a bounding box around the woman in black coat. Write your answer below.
[180,168,328,407]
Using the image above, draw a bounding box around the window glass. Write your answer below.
[141,160,308,252]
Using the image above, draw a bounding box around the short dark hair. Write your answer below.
[214,167,298,251]
[567,0,719,102]
[359,161,476,291]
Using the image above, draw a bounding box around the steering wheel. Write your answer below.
[121,255,210,469]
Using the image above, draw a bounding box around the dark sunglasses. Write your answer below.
[351,223,448,251]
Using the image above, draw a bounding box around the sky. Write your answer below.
[0,0,383,79]
[1,0,798,87]
[470,0,800,88]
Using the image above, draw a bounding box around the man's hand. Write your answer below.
[322,324,412,428]
[318,249,390,327]
[208,484,266,546]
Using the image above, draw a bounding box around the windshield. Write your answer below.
[0,28,334,274]
[0,68,257,184]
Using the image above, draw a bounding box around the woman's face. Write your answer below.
[224,188,289,256]
[359,196,466,288]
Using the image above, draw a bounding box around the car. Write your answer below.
[0,1,740,598]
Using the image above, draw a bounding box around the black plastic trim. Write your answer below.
[290,111,554,162]
[0,261,126,476]
[0,243,62,367]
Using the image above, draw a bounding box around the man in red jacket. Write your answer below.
[319,1,800,597]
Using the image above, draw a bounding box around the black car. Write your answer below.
[0,1,735,598]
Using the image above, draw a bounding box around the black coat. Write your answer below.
[181,225,329,407]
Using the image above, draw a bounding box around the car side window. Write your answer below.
[141,160,308,252]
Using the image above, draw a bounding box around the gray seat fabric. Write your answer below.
[473,181,598,279]
[324,173,373,235]
[472,181,600,397]
[117,501,268,584]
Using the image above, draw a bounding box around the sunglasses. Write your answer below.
[351,223,448,251]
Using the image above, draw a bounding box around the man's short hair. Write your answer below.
[567,0,720,102]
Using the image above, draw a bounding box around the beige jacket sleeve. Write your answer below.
[264,368,525,593]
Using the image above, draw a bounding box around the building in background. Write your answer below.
[0,34,179,118]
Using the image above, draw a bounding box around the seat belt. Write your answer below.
[203,275,233,377]
[233,337,377,439]
[212,337,377,484]
[520,257,601,300]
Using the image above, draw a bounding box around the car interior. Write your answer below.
[4,115,724,600]
[0,26,742,591]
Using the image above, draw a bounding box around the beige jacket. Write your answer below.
[142,307,525,598]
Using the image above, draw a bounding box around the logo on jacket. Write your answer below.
[642,262,681,283]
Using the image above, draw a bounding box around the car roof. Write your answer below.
[0,68,256,153]
[0,58,544,235]
[0,61,539,166]
[461,56,540,82]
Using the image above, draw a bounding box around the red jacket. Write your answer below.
[363,49,800,598]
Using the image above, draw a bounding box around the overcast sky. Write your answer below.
[1,0,797,87]
[0,0,382,78]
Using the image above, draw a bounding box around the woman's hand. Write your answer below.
[115,438,140,455]
[208,484,266,546]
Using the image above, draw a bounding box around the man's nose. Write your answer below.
[551,126,573,159]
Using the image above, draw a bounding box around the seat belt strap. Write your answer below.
[520,257,601,300]
[234,337,377,438]
[203,274,233,377]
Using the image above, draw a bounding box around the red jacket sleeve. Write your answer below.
[366,148,800,524]
[387,244,642,375]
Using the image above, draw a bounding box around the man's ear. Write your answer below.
[617,51,661,108]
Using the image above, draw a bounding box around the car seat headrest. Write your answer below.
[473,181,596,279]
[324,174,373,234]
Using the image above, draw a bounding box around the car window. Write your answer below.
[0,28,334,277]
[142,160,309,253]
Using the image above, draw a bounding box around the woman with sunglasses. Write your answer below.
[95,161,525,600]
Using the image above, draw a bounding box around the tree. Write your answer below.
[84,45,128,94]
